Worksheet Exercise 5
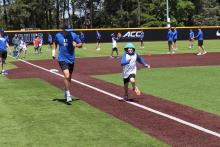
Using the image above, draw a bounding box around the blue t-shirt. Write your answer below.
[167,30,173,41]
[196,30,203,40]
[96,31,101,40]
[79,32,85,40]
[55,32,81,64]
[0,36,8,51]
[189,31,194,39]
[48,34,52,43]
[173,30,177,40]
[140,31,144,39]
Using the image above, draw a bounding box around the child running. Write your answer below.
[121,43,150,101]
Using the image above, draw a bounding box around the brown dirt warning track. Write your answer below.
[7,52,220,146]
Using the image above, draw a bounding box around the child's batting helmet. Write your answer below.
[124,43,135,51]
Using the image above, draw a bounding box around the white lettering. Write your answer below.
[122,31,142,38]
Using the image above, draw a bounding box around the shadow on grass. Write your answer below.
[52,98,80,105]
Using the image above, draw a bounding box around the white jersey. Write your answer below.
[122,53,138,78]
[39,39,42,47]
[18,40,27,51]
[121,51,146,79]
[112,37,118,48]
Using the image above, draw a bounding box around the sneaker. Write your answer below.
[197,52,202,56]
[96,48,100,51]
[110,56,114,58]
[66,95,72,102]
[1,70,8,75]
[134,87,141,96]
[123,95,129,101]
[202,51,207,55]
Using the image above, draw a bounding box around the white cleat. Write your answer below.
[202,51,207,55]
[66,96,72,102]
[197,52,202,56]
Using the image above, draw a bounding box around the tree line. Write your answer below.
[0,0,219,30]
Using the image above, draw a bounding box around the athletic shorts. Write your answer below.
[168,41,172,46]
[58,61,74,74]
[97,39,101,43]
[173,39,177,43]
[0,50,7,59]
[81,39,85,43]
[123,74,136,84]
[34,46,39,49]
[112,47,118,51]
[198,40,203,46]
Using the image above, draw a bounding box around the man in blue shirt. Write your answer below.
[167,27,174,54]
[189,29,194,49]
[47,33,56,59]
[0,28,10,75]
[140,30,144,48]
[194,28,206,55]
[79,31,86,49]
[172,27,178,50]
[96,30,101,51]
[54,26,82,103]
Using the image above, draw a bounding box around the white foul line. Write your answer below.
[10,56,220,138]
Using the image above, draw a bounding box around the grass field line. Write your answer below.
[9,55,220,138]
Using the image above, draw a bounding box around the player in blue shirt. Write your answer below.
[172,27,178,50]
[140,30,144,48]
[189,29,194,49]
[54,26,82,103]
[194,28,206,55]
[167,27,174,54]
[79,31,86,49]
[47,33,56,59]
[96,30,101,51]
[0,28,10,75]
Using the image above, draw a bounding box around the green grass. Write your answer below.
[2,40,219,146]
[96,66,220,116]
[0,76,168,147]
[11,39,220,60]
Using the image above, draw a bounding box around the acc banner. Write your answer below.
[5,27,220,44]
[121,31,143,38]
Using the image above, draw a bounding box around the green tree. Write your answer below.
[192,0,220,25]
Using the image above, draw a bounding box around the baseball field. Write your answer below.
[0,40,220,146]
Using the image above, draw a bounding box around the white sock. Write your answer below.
[52,49,55,56]
[66,90,71,97]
